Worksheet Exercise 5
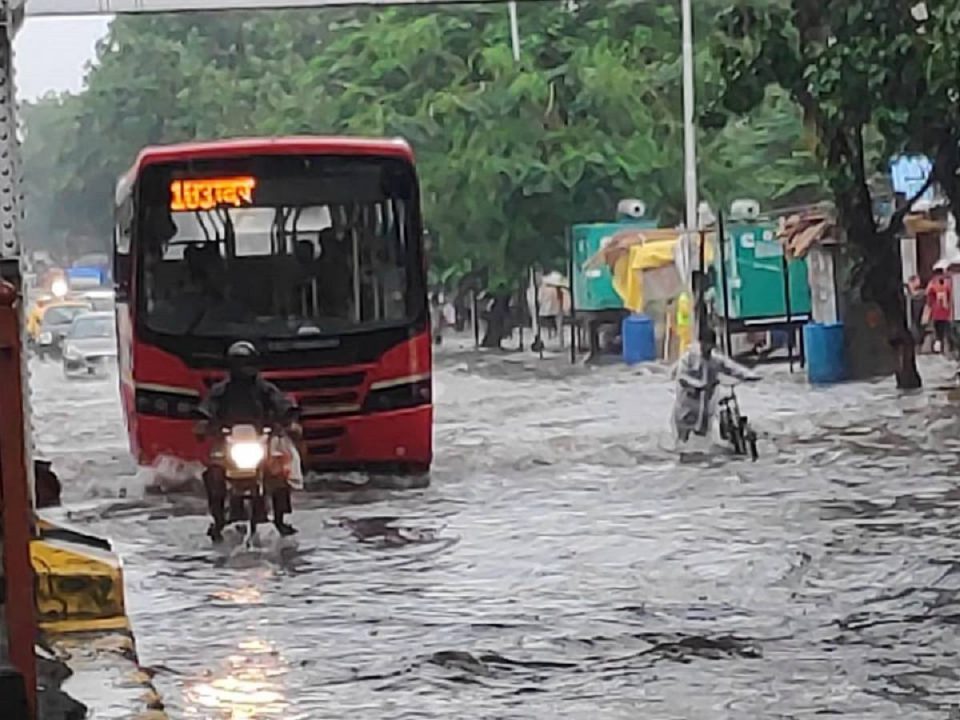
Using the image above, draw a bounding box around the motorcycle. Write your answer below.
[717,384,759,461]
[207,423,295,544]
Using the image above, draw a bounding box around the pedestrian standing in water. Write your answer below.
[537,272,567,342]
[430,290,444,346]
[906,275,927,349]
[926,263,953,353]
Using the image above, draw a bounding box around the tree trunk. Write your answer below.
[868,230,922,390]
[821,124,922,390]
[894,332,922,390]
[934,135,960,236]
[481,294,511,349]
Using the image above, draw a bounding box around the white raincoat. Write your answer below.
[274,435,304,489]
[672,343,759,439]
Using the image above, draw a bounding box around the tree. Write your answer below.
[712,0,959,389]
[886,4,960,229]
[22,3,825,290]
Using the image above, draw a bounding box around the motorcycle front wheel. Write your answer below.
[249,493,268,534]
[228,495,246,524]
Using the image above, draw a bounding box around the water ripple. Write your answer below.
[28,353,960,718]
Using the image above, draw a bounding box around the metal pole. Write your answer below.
[717,210,732,355]
[508,1,521,62]
[0,281,37,719]
[472,289,480,348]
[681,0,699,326]
[568,227,577,364]
[517,279,524,352]
[697,228,707,340]
[0,16,37,717]
[531,266,543,359]
[782,252,794,373]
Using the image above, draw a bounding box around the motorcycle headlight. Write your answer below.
[39,332,53,344]
[228,441,265,470]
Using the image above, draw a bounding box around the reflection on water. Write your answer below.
[185,637,289,719]
[210,585,264,606]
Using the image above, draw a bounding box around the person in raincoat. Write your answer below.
[675,291,693,355]
[672,329,760,442]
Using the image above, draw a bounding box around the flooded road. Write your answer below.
[29,349,960,718]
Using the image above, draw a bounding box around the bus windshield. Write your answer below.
[135,155,423,340]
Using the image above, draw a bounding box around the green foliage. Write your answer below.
[21,2,825,284]
[713,0,960,220]
[712,0,960,388]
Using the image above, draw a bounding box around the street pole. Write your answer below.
[0,281,37,720]
[0,8,36,716]
[680,0,699,330]
[508,1,520,62]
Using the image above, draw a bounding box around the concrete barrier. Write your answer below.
[33,515,168,719]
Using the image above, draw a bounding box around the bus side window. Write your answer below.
[114,197,133,299]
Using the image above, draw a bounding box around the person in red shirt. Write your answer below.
[926,265,953,353]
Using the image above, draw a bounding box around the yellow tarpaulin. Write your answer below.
[610,236,714,313]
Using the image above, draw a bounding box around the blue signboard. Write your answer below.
[890,155,935,202]
[67,266,107,288]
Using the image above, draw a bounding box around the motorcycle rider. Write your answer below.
[195,341,301,542]
[672,328,759,442]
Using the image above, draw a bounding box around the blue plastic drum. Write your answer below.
[622,314,656,365]
[804,322,846,384]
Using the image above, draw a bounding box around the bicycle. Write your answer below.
[717,384,759,461]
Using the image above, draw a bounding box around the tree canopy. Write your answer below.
[712,0,960,388]
[21,1,824,283]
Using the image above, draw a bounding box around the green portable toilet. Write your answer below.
[715,221,811,320]
[571,217,658,313]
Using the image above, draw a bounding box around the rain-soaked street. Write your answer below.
[28,346,960,719]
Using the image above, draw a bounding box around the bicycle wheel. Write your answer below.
[730,427,745,455]
[719,410,731,440]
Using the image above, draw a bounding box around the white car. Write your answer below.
[61,312,118,378]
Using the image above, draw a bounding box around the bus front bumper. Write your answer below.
[136,404,433,473]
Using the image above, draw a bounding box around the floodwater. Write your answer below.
[28,345,960,719]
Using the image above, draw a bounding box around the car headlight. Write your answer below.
[228,441,265,470]
[39,332,53,344]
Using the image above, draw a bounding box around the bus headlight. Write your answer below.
[363,378,432,413]
[228,441,264,470]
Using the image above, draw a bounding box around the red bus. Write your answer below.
[113,137,432,474]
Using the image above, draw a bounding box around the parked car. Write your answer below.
[62,312,117,377]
